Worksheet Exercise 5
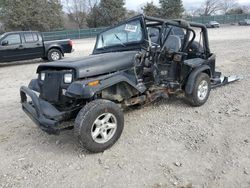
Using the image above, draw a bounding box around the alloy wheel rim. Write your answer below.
[197,80,208,101]
[91,113,117,144]
[51,52,60,61]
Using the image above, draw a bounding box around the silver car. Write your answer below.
[206,21,220,28]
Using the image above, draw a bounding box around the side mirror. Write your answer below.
[1,40,8,46]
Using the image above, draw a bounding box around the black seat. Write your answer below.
[164,35,181,52]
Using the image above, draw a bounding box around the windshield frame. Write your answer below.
[93,15,148,54]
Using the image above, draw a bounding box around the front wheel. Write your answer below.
[74,99,124,153]
[185,73,211,107]
[47,49,62,62]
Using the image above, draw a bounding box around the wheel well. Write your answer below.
[184,67,212,94]
[183,68,211,87]
[100,82,139,102]
[47,47,64,57]
[202,69,211,77]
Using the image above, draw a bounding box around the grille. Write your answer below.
[40,72,62,103]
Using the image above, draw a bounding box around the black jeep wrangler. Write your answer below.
[20,15,238,153]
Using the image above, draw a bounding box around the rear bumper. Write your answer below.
[20,86,74,134]
[64,47,74,54]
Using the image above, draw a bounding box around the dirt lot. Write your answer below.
[0,25,249,188]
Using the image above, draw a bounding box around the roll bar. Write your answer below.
[144,15,211,57]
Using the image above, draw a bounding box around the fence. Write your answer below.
[42,13,250,41]
[42,27,107,41]
[186,13,250,24]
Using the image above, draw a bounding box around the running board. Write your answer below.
[211,74,242,89]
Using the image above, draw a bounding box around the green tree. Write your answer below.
[86,4,103,28]
[159,0,184,19]
[99,0,126,26]
[87,0,126,27]
[0,0,63,31]
[142,2,160,17]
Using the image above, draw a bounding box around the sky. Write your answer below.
[125,0,250,11]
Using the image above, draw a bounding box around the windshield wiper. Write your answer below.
[114,34,126,47]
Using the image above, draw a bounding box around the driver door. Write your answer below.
[0,33,25,62]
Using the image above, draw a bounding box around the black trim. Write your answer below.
[20,86,78,134]
[20,86,59,134]
[92,15,148,54]
[185,65,211,94]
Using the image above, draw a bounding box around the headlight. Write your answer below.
[40,73,45,81]
[64,73,73,84]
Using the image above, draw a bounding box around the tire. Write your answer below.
[47,48,62,62]
[74,99,124,153]
[185,73,211,107]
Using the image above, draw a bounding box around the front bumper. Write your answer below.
[20,86,76,134]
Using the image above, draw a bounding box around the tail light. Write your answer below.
[69,40,73,47]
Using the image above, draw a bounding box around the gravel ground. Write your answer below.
[0,25,249,188]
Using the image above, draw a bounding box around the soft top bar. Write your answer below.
[144,15,211,56]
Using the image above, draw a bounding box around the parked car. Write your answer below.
[0,31,73,63]
[238,19,250,26]
[206,21,220,28]
[20,15,239,153]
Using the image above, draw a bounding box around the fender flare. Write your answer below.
[28,79,41,93]
[185,65,211,95]
[66,72,145,99]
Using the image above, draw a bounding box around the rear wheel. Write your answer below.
[47,49,62,62]
[185,73,211,107]
[74,99,124,153]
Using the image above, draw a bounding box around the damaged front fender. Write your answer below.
[65,72,145,99]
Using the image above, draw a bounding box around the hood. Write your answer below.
[37,51,138,78]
